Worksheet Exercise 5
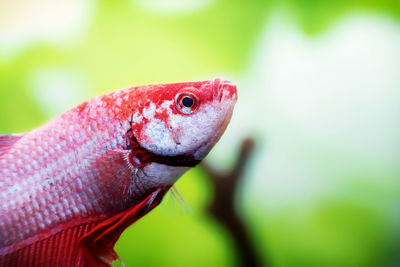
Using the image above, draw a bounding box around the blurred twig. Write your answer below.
[201,137,265,267]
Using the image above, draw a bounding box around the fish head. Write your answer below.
[129,78,237,174]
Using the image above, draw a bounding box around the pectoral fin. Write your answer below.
[79,188,166,267]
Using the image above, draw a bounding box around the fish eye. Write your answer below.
[176,93,199,114]
[182,97,194,108]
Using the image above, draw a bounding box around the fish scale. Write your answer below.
[0,110,133,252]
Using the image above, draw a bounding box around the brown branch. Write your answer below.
[201,137,265,267]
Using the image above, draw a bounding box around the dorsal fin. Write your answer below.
[0,134,23,157]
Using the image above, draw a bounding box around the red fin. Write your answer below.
[0,134,23,157]
[80,188,166,267]
[0,221,98,267]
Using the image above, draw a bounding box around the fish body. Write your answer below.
[0,78,237,266]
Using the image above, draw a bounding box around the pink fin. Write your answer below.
[0,189,165,267]
[79,188,166,267]
[0,134,23,157]
[0,221,98,267]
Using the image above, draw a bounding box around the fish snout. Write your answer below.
[212,78,237,102]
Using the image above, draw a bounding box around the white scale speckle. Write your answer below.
[160,100,173,110]
[142,102,156,119]
[132,111,143,123]
[143,119,175,152]
[116,97,122,107]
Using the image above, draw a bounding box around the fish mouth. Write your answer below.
[128,133,201,168]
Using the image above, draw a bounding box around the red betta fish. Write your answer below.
[0,78,237,266]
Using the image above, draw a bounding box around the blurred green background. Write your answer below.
[1,0,400,266]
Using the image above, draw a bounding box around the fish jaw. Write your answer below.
[141,163,190,185]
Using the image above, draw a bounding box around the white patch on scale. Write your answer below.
[143,119,175,151]
[132,111,143,123]
[142,102,156,119]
